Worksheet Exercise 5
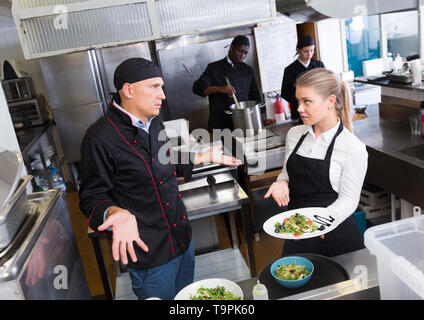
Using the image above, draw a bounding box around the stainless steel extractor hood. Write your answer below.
[12,0,276,59]
[276,0,420,22]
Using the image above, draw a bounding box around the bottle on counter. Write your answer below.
[252,280,269,300]
[383,52,393,72]
[48,167,67,193]
[394,54,403,72]
[35,176,49,191]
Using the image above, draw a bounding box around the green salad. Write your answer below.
[189,286,241,300]
[274,213,318,236]
[274,263,311,281]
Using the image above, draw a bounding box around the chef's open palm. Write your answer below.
[210,145,242,166]
[264,180,290,207]
[98,208,149,265]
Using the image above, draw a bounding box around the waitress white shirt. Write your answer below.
[277,120,368,225]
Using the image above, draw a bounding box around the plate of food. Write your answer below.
[263,207,339,240]
[174,278,243,300]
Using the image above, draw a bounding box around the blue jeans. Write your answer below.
[127,241,195,300]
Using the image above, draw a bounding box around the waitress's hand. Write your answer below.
[264,179,290,207]
[98,206,149,265]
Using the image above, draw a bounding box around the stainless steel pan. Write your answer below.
[226,100,266,135]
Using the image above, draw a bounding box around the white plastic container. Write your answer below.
[364,215,424,300]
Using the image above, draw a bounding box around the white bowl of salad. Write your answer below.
[270,256,314,289]
[174,278,243,300]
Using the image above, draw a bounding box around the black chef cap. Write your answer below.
[113,58,162,91]
[231,35,250,47]
[296,35,315,49]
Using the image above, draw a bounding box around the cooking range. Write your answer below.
[233,126,287,176]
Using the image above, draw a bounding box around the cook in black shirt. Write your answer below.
[281,35,325,121]
[193,35,266,131]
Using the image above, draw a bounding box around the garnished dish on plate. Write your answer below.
[263,207,338,240]
[174,278,243,300]
[189,286,241,300]
[274,213,318,237]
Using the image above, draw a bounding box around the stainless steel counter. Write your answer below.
[0,189,91,299]
[237,248,379,300]
[353,109,424,170]
[280,248,379,300]
[181,180,257,277]
[352,105,424,208]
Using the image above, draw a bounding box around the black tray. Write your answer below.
[258,253,350,300]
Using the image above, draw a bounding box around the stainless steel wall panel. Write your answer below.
[52,103,104,163]
[99,43,152,98]
[40,51,102,108]
[156,30,260,127]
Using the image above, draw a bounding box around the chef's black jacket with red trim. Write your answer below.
[79,103,194,270]
[192,57,262,131]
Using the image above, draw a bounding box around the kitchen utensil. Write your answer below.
[270,256,314,289]
[225,76,241,110]
[226,100,266,136]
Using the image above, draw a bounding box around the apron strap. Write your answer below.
[324,121,344,162]
[291,131,308,155]
[291,120,344,160]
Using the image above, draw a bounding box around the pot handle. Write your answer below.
[225,110,232,115]
[258,103,266,108]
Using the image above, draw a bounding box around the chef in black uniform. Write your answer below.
[265,68,368,257]
[193,35,265,131]
[79,58,242,300]
[281,35,325,122]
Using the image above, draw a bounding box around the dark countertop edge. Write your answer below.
[355,77,424,92]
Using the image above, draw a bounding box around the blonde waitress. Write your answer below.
[265,68,368,257]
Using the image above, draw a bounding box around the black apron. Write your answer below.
[282,121,364,257]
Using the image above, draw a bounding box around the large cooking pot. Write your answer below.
[226,101,266,135]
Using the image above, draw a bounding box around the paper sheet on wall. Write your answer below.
[254,20,297,93]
